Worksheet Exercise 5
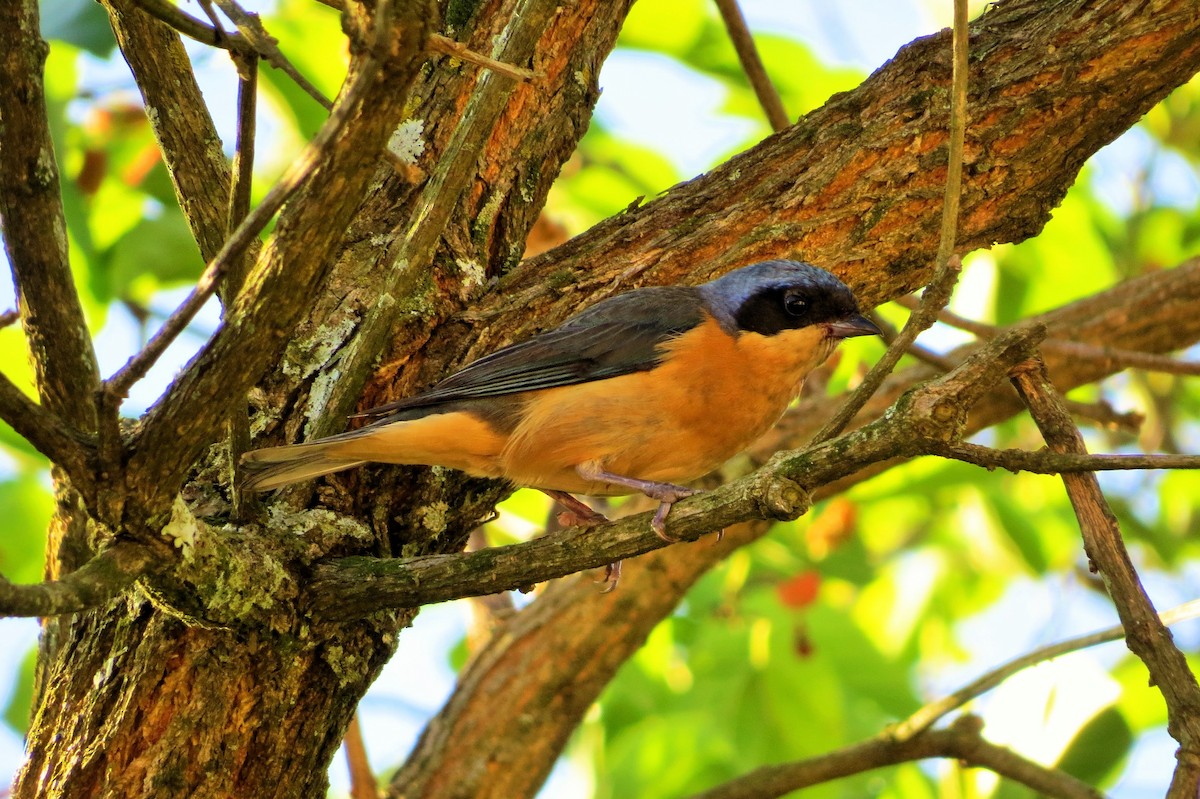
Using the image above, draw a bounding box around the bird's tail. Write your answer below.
[240,439,366,492]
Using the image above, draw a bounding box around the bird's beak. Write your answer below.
[826,313,882,339]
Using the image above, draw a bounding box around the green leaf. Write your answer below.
[1054,705,1133,787]
[101,208,206,303]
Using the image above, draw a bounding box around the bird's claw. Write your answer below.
[597,560,622,592]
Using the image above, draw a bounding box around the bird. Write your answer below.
[242,259,880,582]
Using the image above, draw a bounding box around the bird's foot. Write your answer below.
[574,463,700,542]
[541,489,622,591]
[648,486,700,542]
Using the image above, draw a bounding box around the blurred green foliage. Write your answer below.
[3,0,1200,796]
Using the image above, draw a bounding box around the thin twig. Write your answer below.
[1009,355,1200,796]
[226,51,258,520]
[713,0,789,132]
[896,295,995,337]
[1061,399,1143,434]
[105,40,383,400]
[129,0,332,110]
[891,598,1200,741]
[812,256,962,445]
[0,541,159,618]
[343,714,377,799]
[811,0,969,444]
[0,309,18,329]
[429,33,538,82]
[931,442,1200,474]
[688,716,1101,799]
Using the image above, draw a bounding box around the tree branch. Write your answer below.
[427,33,538,82]
[207,0,334,110]
[226,52,258,519]
[931,442,1200,474]
[688,716,1101,799]
[0,0,101,430]
[444,0,1200,362]
[1010,354,1200,796]
[1042,340,1200,377]
[343,715,377,799]
[713,0,789,132]
[127,0,253,50]
[900,296,1200,376]
[0,541,158,618]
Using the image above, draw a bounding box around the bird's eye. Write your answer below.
[783,294,808,316]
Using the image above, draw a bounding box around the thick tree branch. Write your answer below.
[0,541,158,618]
[435,0,1200,360]
[1010,355,1200,796]
[0,0,101,430]
[687,716,1101,799]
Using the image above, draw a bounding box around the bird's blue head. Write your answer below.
[698,260,881,340]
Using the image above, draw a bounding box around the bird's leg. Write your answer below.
[540,490,621,592]
[575,463,699,542]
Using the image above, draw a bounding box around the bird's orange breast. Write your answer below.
[498,314,834,494]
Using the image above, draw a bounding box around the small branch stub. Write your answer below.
[757,475,811,521]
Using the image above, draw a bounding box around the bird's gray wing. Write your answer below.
[356,286,706,421]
